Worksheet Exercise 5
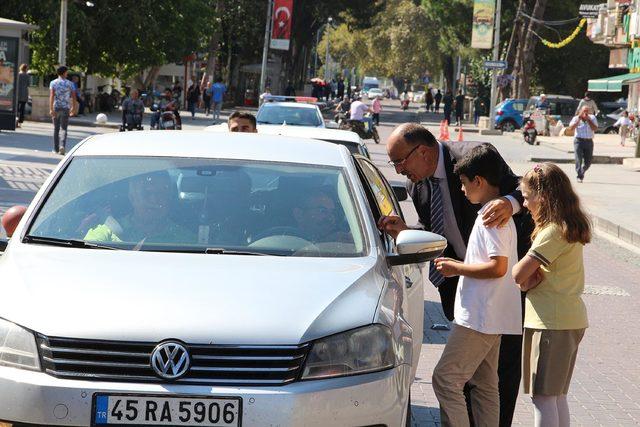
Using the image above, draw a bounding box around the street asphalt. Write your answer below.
[1,100,639,426]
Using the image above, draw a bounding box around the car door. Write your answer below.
[353,156,424,378]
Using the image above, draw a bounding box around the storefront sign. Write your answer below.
[610,48,629,68]
[0,37,18,113]
[471,0,496,49]
[579,4,604,19]
[270,0,293,51]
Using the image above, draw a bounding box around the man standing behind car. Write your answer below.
[227,111,257,133]
[569,106,598,183]
[49,66,77,155]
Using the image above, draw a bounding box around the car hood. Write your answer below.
[0,244,384,345]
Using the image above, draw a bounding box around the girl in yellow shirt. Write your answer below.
[512,163,591,427]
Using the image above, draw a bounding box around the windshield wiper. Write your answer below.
[205,248,275,256]
[23,235,120,250]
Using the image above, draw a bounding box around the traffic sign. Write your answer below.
[483,60,508,69]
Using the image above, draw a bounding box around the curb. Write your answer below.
[528,155,625,165]
[27,117,120,129]
[592,215,640,250]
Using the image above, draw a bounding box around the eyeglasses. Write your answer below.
[387,145,421,167]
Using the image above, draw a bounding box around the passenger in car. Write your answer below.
[228,111,257,133]
[84,171,195,245]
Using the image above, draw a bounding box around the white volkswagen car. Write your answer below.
[0,132,446,426]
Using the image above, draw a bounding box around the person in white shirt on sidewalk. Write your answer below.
[614,110,633,146]
[432,144,522,427]
[569,106,598,183]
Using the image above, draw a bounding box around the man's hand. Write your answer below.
[49,109,55,118]
[377,215,409,239]
[434,257,462,277]
[482,197,513,228]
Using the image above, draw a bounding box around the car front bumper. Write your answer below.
[0,364,410,427]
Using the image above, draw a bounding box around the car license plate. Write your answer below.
[92,394,242,426]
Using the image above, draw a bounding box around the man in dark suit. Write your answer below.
[379,123,533,427]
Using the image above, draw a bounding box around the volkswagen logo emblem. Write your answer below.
[150,341,190,380]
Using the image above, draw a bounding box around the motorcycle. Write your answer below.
[523,118,538,145]
[339,114,380,144]
[401,99,410,110]
[150,101,182,130]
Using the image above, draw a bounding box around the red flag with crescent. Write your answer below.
[270,0,293,50]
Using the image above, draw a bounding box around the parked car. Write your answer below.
[524,95,579,134]
[256,101,325,128]
[494,98,528,132]
[367,88,384,100]
[0,131,446,426]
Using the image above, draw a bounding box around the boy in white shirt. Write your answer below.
[432,144,522,426]
[614,110,633,146]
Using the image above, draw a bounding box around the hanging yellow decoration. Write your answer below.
[540,19,587,49]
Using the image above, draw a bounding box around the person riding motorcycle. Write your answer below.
[334,96,351,123]
[120,89,145,131]
[344,95,380,143]
[150,88,181,130]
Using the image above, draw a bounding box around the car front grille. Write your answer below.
[37,335,309,386]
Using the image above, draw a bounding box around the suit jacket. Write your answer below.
[407,141,533,259]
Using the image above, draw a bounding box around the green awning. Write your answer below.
[588,72,640,92]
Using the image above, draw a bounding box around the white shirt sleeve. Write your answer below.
[569,116,579,127]
[482,223,512,258]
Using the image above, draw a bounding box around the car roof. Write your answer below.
[260,102,319,110]
[203,124,363,145]
[72,131,350,167]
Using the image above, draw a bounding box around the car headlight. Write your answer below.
[0,318,40,371]
[301,324,395,380]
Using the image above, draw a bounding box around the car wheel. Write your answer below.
[500,120,516,132]
[605,127,618,134]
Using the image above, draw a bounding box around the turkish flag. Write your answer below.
[270,0,293,50]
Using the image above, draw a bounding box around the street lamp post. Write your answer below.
[488,0,502,129]
[324,17,332,81]
[58,0,68,65]
[259,0,274,95]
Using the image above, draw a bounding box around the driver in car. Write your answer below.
[291,190,352,244]
[84,171,194,245]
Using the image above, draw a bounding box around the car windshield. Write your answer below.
[256,104,323,126]
[27,157,366,257]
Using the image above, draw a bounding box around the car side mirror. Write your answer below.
[390,183,408,201]
[325,121,339,129]
[1,205,28,239]
[0,239,7,253]
[387,230,447,266]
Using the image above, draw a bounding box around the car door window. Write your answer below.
[560,102,575,117]
[356,159,400,219]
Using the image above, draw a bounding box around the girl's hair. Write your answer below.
[522,163,591,244]
[19,64,28,72]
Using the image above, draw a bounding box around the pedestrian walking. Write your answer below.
[187,78,200,119]
[513,162,591,427]
[454,89,465,126]
[434,89,442,113]
[575,91,598,115]
[473,95,486,125]
[371,95,382,126]
[614,110,632,146]
[443,90,453,125]
[432,144,522,427]
[210,77,227,122]
[425,90,434,112]
[48,65,77,155]
[378,123,534,427]
[202,82,212,116]
[285,81,295,96]
[568,106,598,182]
[337,77,345,99]
[16,64,29,127]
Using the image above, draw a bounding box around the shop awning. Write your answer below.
[588,72,640,92]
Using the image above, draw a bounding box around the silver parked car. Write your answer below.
[0,131,446,426]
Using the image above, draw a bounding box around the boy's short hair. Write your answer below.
[454,143,504,187]
[56,65,68,76]
[228,111,256,128]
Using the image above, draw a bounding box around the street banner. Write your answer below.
[579,4,603,19]
[270,0,293,51]
[471,0,496,49]
[0,37,18,113]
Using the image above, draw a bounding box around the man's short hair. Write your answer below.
[215,77,223,83]
[56,65,68,76]
[228,111,257,128]
[397,123,438,147]
[453,143,504,187]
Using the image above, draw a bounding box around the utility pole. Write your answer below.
[488,0,502,128]
[259,0,273,95]
[58,0,68,65]
[324,17,333,81]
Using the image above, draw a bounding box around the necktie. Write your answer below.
[429,177,446,287]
